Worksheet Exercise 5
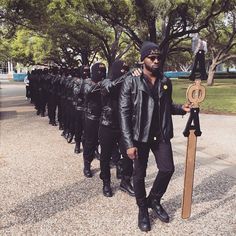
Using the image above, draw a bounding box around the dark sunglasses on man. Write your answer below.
[147,55,162,61]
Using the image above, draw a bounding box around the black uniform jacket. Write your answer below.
[119,74,186,150]
[83,78,102,121]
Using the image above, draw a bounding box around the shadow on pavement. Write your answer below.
[1,178,98,229]
[0,110,35,121]
[0,111,17,120]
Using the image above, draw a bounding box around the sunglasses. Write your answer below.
[147,55,162,61]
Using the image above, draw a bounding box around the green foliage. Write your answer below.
[0,0,235,72]
[10,29,53,65]
[172,79,236,114]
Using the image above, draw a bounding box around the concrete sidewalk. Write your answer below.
[0,83,235,235]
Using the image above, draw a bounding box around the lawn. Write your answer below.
[172,79,236,115]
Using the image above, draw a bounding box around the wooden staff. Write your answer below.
[182,79,206,219]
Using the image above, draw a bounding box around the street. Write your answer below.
[0,82,235,235]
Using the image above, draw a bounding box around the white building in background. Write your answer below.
[0,60,14,80]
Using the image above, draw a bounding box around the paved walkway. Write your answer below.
[0,83,235,235]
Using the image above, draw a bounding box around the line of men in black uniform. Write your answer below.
[27,61,135,198]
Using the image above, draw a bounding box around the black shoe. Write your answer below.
[120,179,135,197]
[67,133,74,143]
[65,132,69,140]
[36,110,40,115]
[41,112,45,117]
[83,162,92,178]
[74,143,81,154]
[148,198,169,223]
[138,207,151,232]
[59,123,64,130]
[102,180,113,197]
[64,131,69,140]
[49,120,53,125]
[51,121,57,126]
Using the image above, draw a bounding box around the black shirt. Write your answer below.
[144,76,161,141]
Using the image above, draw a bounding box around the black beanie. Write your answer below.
[140,41,160,61]
[111,60,129,81]
[91,62,106,83]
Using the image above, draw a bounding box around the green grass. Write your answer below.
[172,79,236,115]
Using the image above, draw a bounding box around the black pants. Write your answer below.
[26,86,30,98]
[190,50,207,80]
[39,89,48,114]
[133,140,174,207]
[83,117,99,163]
[74,109,83,143]
[99,125,133,181]
[64,99,72,132]
[68,104,75,135]
[48,93,58,122]
[57,97,63,125]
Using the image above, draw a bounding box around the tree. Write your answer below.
[205,10,236,85]
[1,0,235,73]
[9,29,54,66]
[133,0,236,69]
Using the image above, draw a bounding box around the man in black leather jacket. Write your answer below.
[119,41,190,232]
[99,60,134,197]
[83,62,106,178]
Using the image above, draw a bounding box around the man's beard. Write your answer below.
[145,64,160,76]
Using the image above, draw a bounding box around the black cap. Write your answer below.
[140,41,160,61]
[111,60,129,81]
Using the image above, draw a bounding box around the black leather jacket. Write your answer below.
[83,78,102,121]
[119,74,186,149]
[100,76,125,129]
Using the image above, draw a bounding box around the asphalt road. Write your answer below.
[0,82,235,235]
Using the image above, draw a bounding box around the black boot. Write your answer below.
[102,180,113,197]
[59,123,64,130]
[120,177,135,197]
[147,196,169,223]
[138,207,151,232]
[67,133,74,143]
[61,130,67,138]
[74,142,81,154]
[64,130,70,140]
[116,160,123,179]
[51,120,57,126]
[83,161,92,178]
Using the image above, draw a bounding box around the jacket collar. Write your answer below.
[138,75,152,95]
[139,73,165,98]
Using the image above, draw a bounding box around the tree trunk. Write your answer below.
[148,17,157,43]
[81,49,89,65]
[207,63,217,86]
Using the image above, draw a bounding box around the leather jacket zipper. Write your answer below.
[158,80,164,141]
